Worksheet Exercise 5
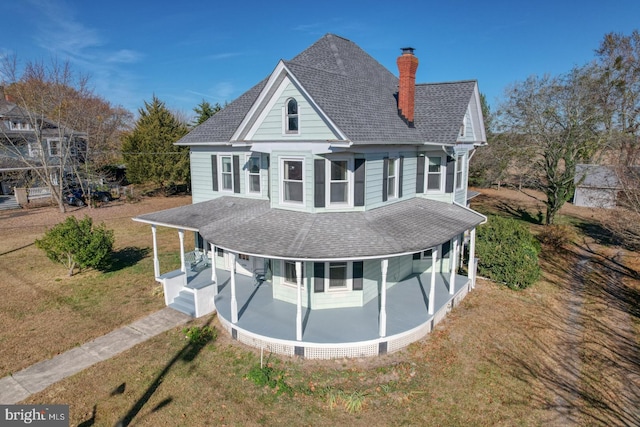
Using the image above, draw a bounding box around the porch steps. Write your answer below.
[0,196,20,211]
[169,291,196,317]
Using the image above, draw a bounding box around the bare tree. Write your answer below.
[497,66,604,224]
[0,55,131,211]
[592,31,640,246]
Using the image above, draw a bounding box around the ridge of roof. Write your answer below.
[176,33,479,146]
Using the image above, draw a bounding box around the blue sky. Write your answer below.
[2,0,640,118]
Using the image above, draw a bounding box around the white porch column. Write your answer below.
[296,261,303,341]
[210,243,218,295]
[151,225,160,278]
[449,238,458,295]
[429,249,437,314]
[178,229,186,273]
[379,258,388,338]
[230,252,238,323]
[469,228,477,289]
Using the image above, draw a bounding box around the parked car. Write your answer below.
[64,187,113,207]
[64,189,85,207]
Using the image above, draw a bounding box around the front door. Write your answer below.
[234,253,264,277]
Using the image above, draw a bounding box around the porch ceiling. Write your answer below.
[134,196,484,260]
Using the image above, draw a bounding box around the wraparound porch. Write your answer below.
[179,265,473,358]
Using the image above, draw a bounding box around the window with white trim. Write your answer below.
[426,156,445,192]
[328,262,348,289]
[28,141,41,157]
[412,245,441,261]
[285,98,299,134]
[282,260,304,287]
[328,159,350,205]
[455,154,464,190]
[281,158,304,204]
[247,156,261,194]
[9,121,32,131]
[387,158,398,199]
[47,139,61,157]
[220,156,233,191]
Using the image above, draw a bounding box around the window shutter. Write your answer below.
[416,155,425,194]
[314,262,325,293]
[233,155,240,193]
[398,156,404,198]
[442,240,451,258]
[211,155,218,191]
[314,159,325,208]
[445,155,455,193]
[354,158,366,206]
[352,261,363,290]
[196,232,204,250]
[382,157,389,202]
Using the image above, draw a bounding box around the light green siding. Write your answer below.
[190,147,269,204]
[271,260,310,307]
[251,81,337,141]
[311,288,363,309]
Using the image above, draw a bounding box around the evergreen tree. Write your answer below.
[192,99,223,126]
[122,96,189,190]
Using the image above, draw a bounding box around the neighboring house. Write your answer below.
[134,34,487,358]
[0,87,86,195]
[574,164,621,208]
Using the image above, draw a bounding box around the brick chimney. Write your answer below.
[397,47,419,126]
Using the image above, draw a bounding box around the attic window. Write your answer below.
[285,98,299,134]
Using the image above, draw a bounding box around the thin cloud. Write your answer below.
[205,52,243,61]
[106,49,143,64]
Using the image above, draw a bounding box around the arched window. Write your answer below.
[285,98,298,134]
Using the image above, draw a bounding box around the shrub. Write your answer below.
[35,215,114,276]
[476,215,541,290]
[246,357,292,396]
[183,325,217,346]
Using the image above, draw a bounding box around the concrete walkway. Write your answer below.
[0,308,191,404]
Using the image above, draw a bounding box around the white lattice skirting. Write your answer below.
[217,282,471,359]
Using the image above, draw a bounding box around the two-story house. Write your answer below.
[135,34,487,358]
[0,87,86,196]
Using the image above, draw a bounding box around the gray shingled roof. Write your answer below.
[575,164,620,189]
[134,196,485,260]
[175,33,477,146]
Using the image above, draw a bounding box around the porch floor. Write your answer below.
[187,266,471,344]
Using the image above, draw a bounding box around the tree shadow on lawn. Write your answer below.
[104,246,151,272]
[495,201,544,224]
[79,317,216,427]
[483,243,640,426]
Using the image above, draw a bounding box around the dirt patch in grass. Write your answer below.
[0,196,190,377]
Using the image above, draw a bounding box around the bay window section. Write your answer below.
[329,262,348,289]
[455,155,464,190]
[247,156,261,193]
[221,156,233,191]
[283,260,304,287]
[387,158,397,199]
[329,160,349,204]
[282,159,304,204]
[427,156,444,192]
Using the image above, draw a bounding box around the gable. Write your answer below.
[244,75,341,142]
